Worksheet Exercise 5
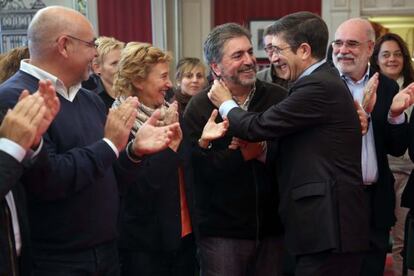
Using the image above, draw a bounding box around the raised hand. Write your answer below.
[105,96,139,152]
[164,101,179,125]
[168,122,183,152]
[132,109,180,156]
[31,80,60,147]
[207,79,233,108]
[354,100,369,135]
[362,72,378,114]
[199,109,229,148]
[0,93,46,150]
[390,82,414,118]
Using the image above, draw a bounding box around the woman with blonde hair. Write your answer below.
[173,57,207,114]
[113,42,227,276]
[82,36,124,111]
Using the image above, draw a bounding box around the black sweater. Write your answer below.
[183,80,287,239]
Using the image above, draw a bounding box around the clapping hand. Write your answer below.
[362,72,378,114]
[390,82,414,118]
[354,101,369,135]
[198,109,229,148]
[105,96,139,152]
[132,109,180,156]
[0,92,46,150]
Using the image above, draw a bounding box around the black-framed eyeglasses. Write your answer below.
[66,35,98,48]
[331,39,371,50]
[264,45,292,56]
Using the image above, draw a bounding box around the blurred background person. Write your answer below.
[371,33,414,276]
[172,57,207,114]
[82,36,124,111]
[0,46,30,84]
[256,23,289,88]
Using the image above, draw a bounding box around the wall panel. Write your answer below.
[98,0,152,43]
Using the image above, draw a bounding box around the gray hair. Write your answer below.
[203,23,251,65]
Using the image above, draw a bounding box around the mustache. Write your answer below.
[336,53,354,60]
[238,64,256,73]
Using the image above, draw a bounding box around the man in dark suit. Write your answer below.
[0,82,60,276]
[332,18,413,275]
[208,11,371,275]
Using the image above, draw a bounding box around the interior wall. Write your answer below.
[214,0,321,27]
[97,0,152,43]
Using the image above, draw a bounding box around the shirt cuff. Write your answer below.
[219,100,238,118]
[0,138,26,162]
[103,138,119,158]
[26,138,43,159]
[388,112,405,125]
[125,140,142,163]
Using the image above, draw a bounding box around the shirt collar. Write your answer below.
[340,66,370,86]
[234,84,256,111]
[20,59,81,102]
[297,59,325,81]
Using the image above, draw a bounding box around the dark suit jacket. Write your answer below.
[401,112,414,209]
[368,71,408,231]
[226,62,370,255]
[0,151,31,276]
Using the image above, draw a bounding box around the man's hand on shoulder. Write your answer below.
[208,79,233,108]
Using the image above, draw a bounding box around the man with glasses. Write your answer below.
[332,18,414,276]
[0,6,179,275]
[256,24,289,88]
[208,12,372,275]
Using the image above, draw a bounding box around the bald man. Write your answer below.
[0,6,178,275]
[332,18,413,275]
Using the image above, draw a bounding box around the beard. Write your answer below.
[222,64,257,87]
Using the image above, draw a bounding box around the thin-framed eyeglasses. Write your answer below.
[331,39,371,50]
[66,35,98,48]
[264,45,292,56]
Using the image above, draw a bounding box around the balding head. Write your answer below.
[335,18,375,42]
[28,6,94,59]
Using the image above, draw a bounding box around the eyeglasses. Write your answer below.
[264,45,292,56]
[66,35,98,48]
[331,39,371,50]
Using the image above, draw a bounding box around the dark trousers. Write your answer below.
[198,236,284,276]
[119,235,197,276]
[32,240,120,276]
[295,251,363,276]
[359,227,389,276]
[403,209,414,275]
